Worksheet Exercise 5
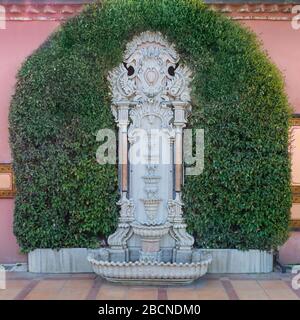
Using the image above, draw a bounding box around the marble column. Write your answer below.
[173,102,187,194]
[117,103,129,194]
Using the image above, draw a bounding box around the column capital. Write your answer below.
[173,102,190,127]
[112,102,130,127]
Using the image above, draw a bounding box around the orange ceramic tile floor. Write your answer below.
[0,272,299,300]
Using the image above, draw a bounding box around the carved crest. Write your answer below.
[108,31,192,111]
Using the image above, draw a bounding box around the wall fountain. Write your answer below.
[88,32,212,284]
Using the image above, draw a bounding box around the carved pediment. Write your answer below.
[108,31,192,114]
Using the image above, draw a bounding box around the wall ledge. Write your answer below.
[28,248,273,273]
[0,2,299,21]
[201,249,273,273]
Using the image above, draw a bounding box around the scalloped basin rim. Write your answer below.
[87,256,212,267]
[87,255,212,284]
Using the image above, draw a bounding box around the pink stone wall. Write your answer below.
[279,231,300,265]
[290,126,300,225]
[0,21,59,263]
[0,19,299,263]
[243,21,300,114]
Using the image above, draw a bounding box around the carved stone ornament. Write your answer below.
[88,32,211,284]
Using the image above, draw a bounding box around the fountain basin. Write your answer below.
[131,222,170,238]
[87,250,212,285]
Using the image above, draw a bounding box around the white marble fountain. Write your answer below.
[87,32,211,284]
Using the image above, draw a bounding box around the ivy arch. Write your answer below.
[9,0,291,251]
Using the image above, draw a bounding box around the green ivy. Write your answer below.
[9,0,292,252]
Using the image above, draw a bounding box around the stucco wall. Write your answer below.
[243,20,300,114]
[244,20,300,228]
[0,21,59,263]
[0,19,299,263]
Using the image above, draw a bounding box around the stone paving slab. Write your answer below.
[0,272,299,300]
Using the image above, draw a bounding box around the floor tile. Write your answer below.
[231,280,269,300]
[96,285,128,300]
[0,280,31,300]
[126,287,158,300]
[258,280,299,300]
